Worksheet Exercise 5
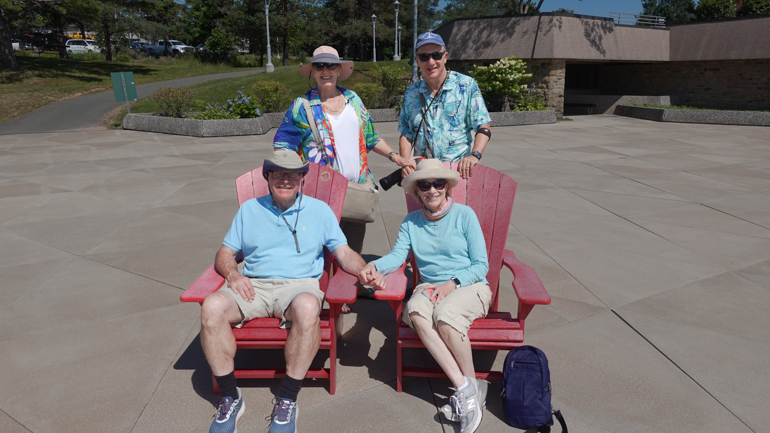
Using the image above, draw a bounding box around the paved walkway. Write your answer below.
[0,68,264,134]
[1,116,768,433]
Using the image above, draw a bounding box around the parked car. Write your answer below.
[130,41,150,52]
[146,40,191,55]
[65,39,101,54]
[194,43,208,54]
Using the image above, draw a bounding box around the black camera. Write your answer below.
[379,168,404,191]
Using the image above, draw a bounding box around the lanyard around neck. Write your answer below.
[273,193,303,253]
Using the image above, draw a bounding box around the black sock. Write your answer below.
[214,372,239,400]
[277,375,303,402]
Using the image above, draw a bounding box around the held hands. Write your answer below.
[358,262,387,291]
[458,154,479,179]
[227,272,256,302]
[424,280,456,304]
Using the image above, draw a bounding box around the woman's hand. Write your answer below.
[426,280,456,304]
[359,263,386,291]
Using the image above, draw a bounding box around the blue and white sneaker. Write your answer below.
[209,388,244,433]
[441,378,487,423]
[267,397,298,433]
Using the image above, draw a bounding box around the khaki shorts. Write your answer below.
[219,277,324,329]
[402,281,492,339]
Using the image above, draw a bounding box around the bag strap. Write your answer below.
[418,93,434,159]
[300,97,331,166]
[538,410,568,433]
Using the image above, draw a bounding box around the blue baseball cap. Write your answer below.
[415,32,445,50]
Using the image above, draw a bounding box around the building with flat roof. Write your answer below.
[434,13,770,117]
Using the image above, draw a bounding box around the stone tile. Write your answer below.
[525,311,754,433]
[511,187,619,237]
[735,259,770,291]
[1,193,146,255]
[0,192,72,224]
[0,257,183,340]
[0,179,71,199]
[158,177,236,207]
[529,220,724,308]
[587,156,676,179]
[0,303,198,433]
[551,145,627,162]
[703,192,770,229]
[0,229,73,270]
[79,170,190,207]
[568,189,690,217]
[635,151,724,171]
[0,411,29,433]
[0,257,75,309]
[617,272,770,431]
[84,233,224,290]
[158,198,240,229]
[630,203,770,239]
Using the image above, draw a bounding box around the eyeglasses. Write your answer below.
[417,51,446,62]
[417,179,447,192]
[270,171,302,181]
[312,62,340,71]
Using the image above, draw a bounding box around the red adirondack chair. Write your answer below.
[382,162,552,392]
[179,163,356,395]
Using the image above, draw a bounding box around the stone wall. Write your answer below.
[527,59,566,118]
[601,59,770,111]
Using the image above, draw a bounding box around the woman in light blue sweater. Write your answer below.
[359,159,491,433]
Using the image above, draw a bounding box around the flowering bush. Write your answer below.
[194,103,238,119]
[150,86,193,118]
[193,86,262,119]
[470,56,532,111]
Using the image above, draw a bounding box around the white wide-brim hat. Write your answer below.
[299,46,354,81]
[401,159,461,199]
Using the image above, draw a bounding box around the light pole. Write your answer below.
[372,14,377,62]
[398,26,402,58]
[412,0,418,81]
[265,0,274,72]
[393,1,400,61]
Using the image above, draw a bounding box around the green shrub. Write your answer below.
[352,83,387,109]
[737,0,770,15]
[515,87,548,111]
[370,64,411,108]
[227,88,262,118]
[206,28,234,62]
[150,86,193,117]
[470,56,532,111]
[194,103,239,119]
[696,0,736,19]
[249,81,292,113]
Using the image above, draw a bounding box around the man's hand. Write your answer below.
[227,272,255,303]
[358,263,387,291]
[458,154,479,179]
[393,154,417,172]
[425,280,456,304]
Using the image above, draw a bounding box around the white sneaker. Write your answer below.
[441,379,487,423]
[449,377,484,433]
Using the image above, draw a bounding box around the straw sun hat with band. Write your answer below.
[401,159,461,200]
[262,150,310,180]
[299,46,354,81]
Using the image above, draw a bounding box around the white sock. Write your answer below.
[456,377,470,391]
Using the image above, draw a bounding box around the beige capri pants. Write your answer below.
[402,281,492,339]
[219,277,325,329]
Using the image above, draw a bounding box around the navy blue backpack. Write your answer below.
[501,346,567,432]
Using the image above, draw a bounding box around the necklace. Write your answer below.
[322,94,345,115]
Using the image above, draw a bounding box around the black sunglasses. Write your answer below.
[417,51,446,62]
[417,179,448,192]
[312,62,340,71]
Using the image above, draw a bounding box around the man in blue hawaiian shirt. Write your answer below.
[399,32,492,179]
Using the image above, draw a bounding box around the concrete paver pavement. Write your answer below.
[1,116,768,432]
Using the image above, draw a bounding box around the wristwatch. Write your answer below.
[451,277,461,288]
[471,151,483,161]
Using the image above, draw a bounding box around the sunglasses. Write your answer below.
[417,179,448,192]
[270,171,302,181]
[312,62,340,71]
[417,51,446,62]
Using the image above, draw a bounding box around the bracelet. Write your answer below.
[387,151,396,162]
[477,127,491,139]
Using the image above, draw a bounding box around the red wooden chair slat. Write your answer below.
[180,162,352,395]
[394,162,551,392]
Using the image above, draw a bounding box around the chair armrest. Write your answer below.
[502,249,551,306]
[373,262,409,301]
[325,265,358,304]
[180,264,225,304]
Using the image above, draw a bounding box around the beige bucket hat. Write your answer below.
[401,159,461,199]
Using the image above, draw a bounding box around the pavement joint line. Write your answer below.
[699,203,770,233]
[0,407,33,433]
[610,309,757,433]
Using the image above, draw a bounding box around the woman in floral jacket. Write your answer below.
[273,46,414,256]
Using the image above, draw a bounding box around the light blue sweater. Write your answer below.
[373,203,489,287]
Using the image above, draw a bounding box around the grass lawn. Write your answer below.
[107,59,412,127]
[0,55,254,125]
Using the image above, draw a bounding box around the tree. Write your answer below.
[695,0,736,20]
[642,0,696,24]
[144,0,184,56]
[0,1,21,68]
[737,0,770,16]
[183,0,233,46]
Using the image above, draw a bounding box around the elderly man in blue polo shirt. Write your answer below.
[399,32,492,179]
[200,151,384,433]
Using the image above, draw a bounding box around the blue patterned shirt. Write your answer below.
[398,71,491,162]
